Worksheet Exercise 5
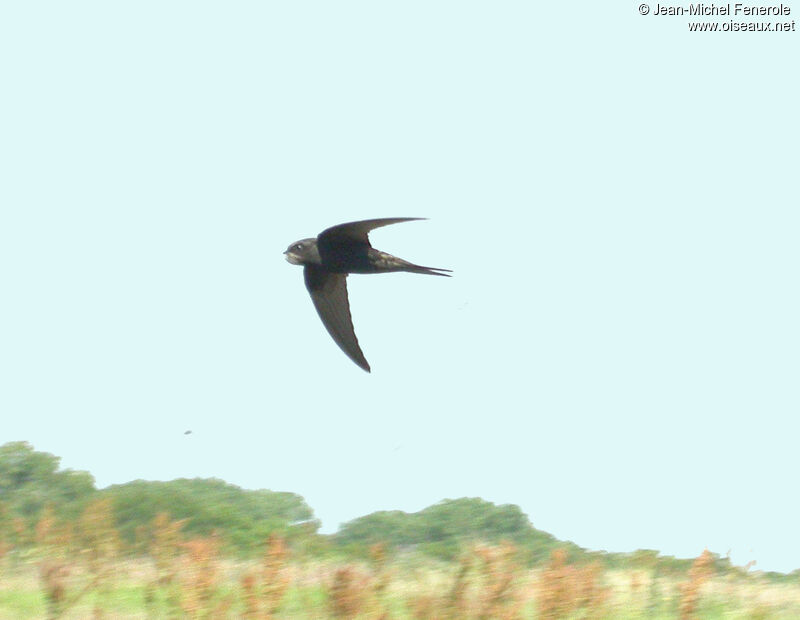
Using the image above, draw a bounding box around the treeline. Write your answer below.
[0,442,319,558]
[334,499,578,565]
[0,441,788,580]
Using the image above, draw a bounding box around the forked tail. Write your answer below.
[405,263,452,277]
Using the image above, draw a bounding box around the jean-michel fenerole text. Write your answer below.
[652,3,791,16]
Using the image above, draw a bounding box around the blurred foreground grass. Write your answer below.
[3,443,800,619]
[2,538,800,619]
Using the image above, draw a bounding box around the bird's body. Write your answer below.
[285,218,451,372]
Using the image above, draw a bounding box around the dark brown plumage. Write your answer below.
[285,218,451,372]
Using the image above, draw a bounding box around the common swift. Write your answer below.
[284,218,451,373]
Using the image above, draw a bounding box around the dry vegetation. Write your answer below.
[2,506,800,619]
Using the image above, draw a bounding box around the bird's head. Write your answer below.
[284,238,320,266]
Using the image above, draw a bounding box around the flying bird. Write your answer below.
[284,218,451,372]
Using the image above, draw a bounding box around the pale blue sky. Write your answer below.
[1,3,798,572]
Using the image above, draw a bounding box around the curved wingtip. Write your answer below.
[304,266,373,373]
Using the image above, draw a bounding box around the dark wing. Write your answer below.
[318,218,425,247]
[303,265,370,372]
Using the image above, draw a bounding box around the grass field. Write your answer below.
[3,545,800,619]
[5,446,798,618]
